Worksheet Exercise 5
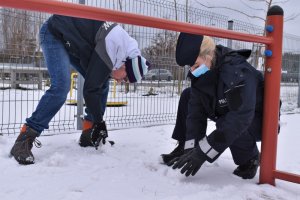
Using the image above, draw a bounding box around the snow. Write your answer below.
[0,114,300,200]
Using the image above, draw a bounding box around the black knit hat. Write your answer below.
[125,56,150,83]
[176,32,203,66]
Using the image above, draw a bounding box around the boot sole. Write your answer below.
[10,150,35,165]
[233,168,259,179]
[10,154,35,165]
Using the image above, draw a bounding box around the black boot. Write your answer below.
[79,120,114,149]
[10,125,41,165]
[233,153,260,179]
[79,120,94,147]
[161,142,184,164]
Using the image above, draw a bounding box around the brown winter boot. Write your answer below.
[10,124,41,165]
[79,119,94,147]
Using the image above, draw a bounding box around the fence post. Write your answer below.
[298,58,300,107]
[259,5,284,185]
[76,75,84,130]
[76,0,85,130]
[227,20,233,48]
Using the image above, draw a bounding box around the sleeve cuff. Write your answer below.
[198,136,220,163]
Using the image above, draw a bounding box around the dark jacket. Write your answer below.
[48,15,110,123]
[48,15,104,72]
[186,45,264,162]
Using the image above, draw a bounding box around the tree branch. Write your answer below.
[194,0,266,21]
[284,13,300,22]
[273,0,290,4]
[240,0,266,12]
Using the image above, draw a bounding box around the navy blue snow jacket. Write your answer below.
[48,15,104,72]
[185,45,264,162]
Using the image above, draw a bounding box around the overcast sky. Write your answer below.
[188,0,300,36]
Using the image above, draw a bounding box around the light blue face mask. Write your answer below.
[191,63,209,77]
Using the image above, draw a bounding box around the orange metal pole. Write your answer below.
[259,6,284,185]
[274,170,300,184]
[0,0,272,45]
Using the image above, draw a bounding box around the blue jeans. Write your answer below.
[26,21,109,134]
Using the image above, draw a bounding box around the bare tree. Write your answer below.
[173,0,181,22]
[142,30,177,60]
[185,0,189,22]
[1,8,38,64]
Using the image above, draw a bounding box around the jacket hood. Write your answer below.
[214,45,254,89]
[214,45,251,68]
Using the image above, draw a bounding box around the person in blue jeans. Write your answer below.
[10,15,150,165]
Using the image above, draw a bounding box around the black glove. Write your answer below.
[166,148,192,166]
[91,121,108,150]
[169,146,206,177]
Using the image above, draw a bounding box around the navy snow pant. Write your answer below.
[171,87,261,165]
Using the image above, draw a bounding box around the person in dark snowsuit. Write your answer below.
[162,33,264,179]
[10,15,150,165]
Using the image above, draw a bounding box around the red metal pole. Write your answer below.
[0,0,272,45]
[274,170,300,184]
[259,6,284,185]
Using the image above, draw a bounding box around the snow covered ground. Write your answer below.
[0,114,300,200]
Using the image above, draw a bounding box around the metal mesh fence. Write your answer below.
[281,34,300,109]
[0,9,76,135]
[0,0,300,135]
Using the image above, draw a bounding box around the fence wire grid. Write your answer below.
[1,0,300,135]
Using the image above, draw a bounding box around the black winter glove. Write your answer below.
[91,121,108,150]
[166,148,192,166]
[169,146,206,177]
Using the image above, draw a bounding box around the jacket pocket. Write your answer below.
[225,84,244,111]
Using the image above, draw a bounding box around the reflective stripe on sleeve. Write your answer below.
[184,139,195,149]
[199,137,219,160]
